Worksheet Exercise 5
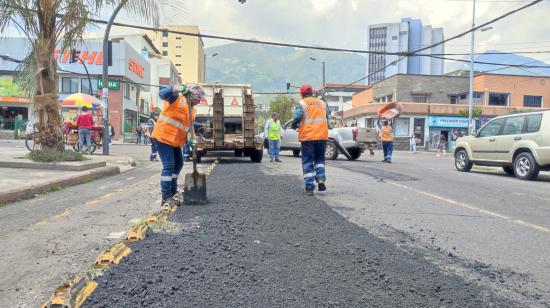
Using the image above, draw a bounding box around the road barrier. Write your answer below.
[41,274,97,308]
[126,224,152,242]
[93,243,132,269]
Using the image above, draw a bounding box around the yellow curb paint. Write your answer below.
[52,208,72,220]
[85,199,100,206]
[388,181,549,234]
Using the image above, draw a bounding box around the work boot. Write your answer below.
[318,182,326,192]
[305,187,314,196]
[275,159,282,163]
[381,158,387,162]
[172,193,183,206]
[270,158,274,162]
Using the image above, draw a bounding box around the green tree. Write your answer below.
[0,0,160,150]
[268,95,296,123]
[459,107,482,118]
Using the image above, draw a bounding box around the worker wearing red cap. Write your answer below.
[291,84,329,196]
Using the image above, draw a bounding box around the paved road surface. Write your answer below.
[0,144,164,307]
[87,151,549,307]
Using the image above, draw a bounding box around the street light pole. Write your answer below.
[309,57,326,100]
[467,0,476,135]
[101,1,125,155]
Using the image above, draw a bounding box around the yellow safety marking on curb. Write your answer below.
[85,199,99,206]
[93,242,132,269]
[126,224,152,242]
[41,274,97,308]
[388,181,550,234]
[146,213,159,223]
[160,204,177,215]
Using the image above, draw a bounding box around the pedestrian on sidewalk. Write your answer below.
[437,134,447,157]
[380,120,393,163]
[410,134,417,154]
[291,84,329,196]
[147,112,159,161]
[265,112,283,162]
[151,84,206,207]
[109,123,115,144]
[136,125,143,145]
[76,106,93,155]
[143,124,149,145]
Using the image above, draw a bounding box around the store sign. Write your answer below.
[54,49,103,65]
[128,58,144,78]
[429,116,468,128]
[97,79,120,90]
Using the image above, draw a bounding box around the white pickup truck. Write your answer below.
[264,117,378,161]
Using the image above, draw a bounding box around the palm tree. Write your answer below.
[0,0,160,150]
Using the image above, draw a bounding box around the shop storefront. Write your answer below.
[428,116,468,151]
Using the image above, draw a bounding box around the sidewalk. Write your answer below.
[0,147,136,204]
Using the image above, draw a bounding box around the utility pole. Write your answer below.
[467,0,476,135]
[102,2,125,155]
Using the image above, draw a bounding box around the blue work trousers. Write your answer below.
[268,139,280,160]
[301,140,326,190]
[157,141,184,200]
[183,141,191,158]
[382,141,393,161]
[150,139,158,160]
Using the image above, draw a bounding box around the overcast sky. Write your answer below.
[109,0,550,62]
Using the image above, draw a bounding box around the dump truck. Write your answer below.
[193,83,263,162]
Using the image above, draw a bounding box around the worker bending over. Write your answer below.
[151,84,205,206]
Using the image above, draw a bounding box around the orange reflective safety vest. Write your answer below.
[151,95,193,148]
[380,125,393,142]
[298,96,329,142]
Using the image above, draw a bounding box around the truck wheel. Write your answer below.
[250,149,263,163]
[234,149,243,157]
[325,141,339,160]
[348,148,362,160]
[513,152,540,180]
[292,149,301,157]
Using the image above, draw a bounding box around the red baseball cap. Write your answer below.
[300,84,313,95]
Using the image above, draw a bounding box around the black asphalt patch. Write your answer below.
[86,162,513,307]
[333,163,419,182]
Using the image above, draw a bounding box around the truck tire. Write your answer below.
[292,149,301,157]
[348,148,362,160]
[250,149,263,162]
[454,149,472,172]
[513,152,540,180]
[234,149,243,157]
[325,141,339,160]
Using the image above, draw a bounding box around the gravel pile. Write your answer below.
[86,161,513,307]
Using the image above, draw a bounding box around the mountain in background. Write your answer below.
[205,43,367,93]
[446,51,550,76]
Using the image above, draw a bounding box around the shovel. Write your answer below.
[183,96,207,205]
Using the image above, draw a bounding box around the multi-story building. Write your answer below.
[148,25,205,83]
[346,73,549,151]
[320,83,371,114]
[367,18,444,85]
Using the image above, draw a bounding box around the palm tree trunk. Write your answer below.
[33,35,63,150]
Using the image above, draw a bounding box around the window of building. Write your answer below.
[479,118,505,137]
[326,96,340,103]
[61,77,79,93]
[450,95,458,104]
[488,93,509,106]
[502,116,525,135]
[393,118,410,136]
[392,36,398,40]
[176,45,182,49]
[523,95,542,108]
[525,114,542,133]
[175,54,182,58]
[162,42,168,48]
[162,30,168,37]
[412,93,429,103]
[162,51,168,56]
[81,78,98,95]
[175,37,182,40]
[125,82,131,99]
[175,64,181,67]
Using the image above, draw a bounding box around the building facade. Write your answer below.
[321,83,371,114]
[148,25,205,83]
[367,18,444,85]
[346,73,549,151]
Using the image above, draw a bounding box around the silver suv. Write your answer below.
[454,110,550,180]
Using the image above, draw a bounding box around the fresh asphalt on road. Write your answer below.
[0,143,164,307]
[86,150,550,307]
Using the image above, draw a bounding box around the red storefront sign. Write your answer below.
[128,58,144,78]
[54,50,103,65]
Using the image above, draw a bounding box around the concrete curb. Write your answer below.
[0,159,106,171]
[0,165,120,205]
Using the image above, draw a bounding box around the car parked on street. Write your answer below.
[454,110,550,180]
